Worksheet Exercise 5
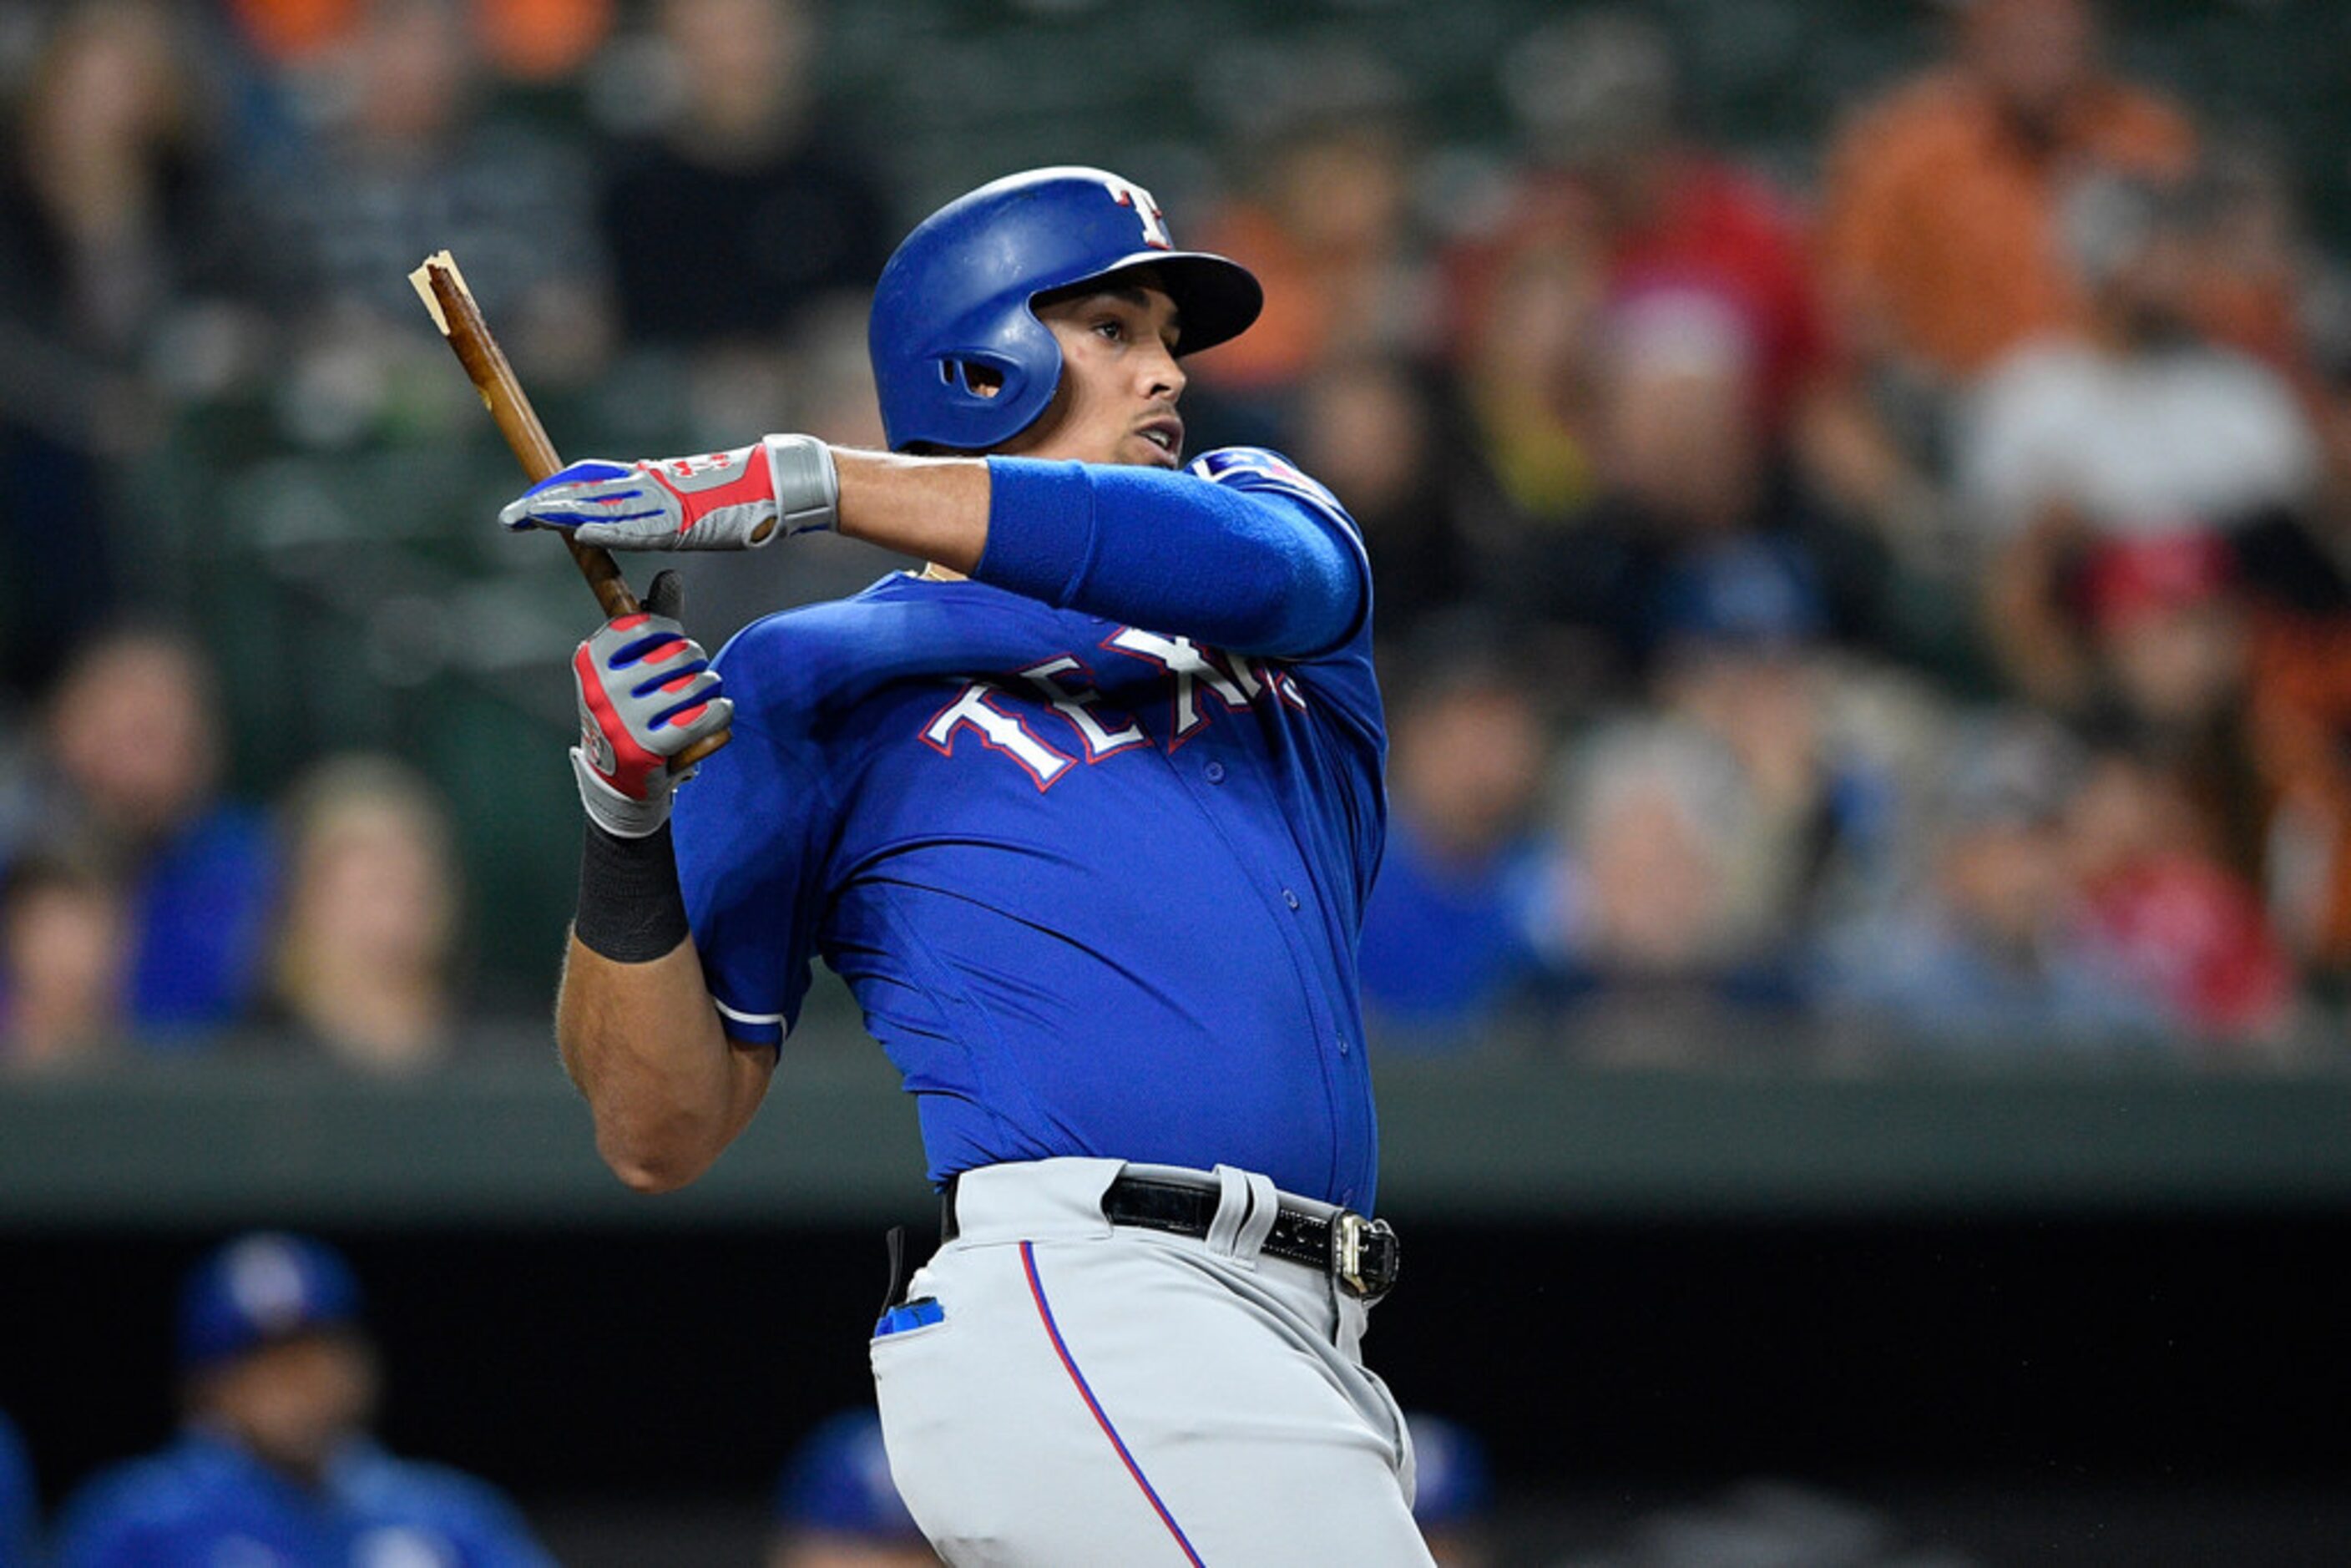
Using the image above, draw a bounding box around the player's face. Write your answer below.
[1000,281,1186,469]
[195,1331,381,1479]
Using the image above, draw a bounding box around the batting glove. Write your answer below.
[570,572,732,838]
[502,433,837,551]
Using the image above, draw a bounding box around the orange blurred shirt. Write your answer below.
[1818,68,2195,381]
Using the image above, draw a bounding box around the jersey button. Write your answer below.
[1205,761,1226,783]
[1282,888,1300,909]
[1336,1035,1352,1056]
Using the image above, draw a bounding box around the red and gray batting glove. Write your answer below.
[570,572,732,838]
[501,433,837,550]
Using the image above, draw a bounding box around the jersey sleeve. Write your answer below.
[978,447,1369,658]
[405,1465,559,1568]
[47,1467,160,1568]
[671,637,838,1050]
[1183,447,1373,650]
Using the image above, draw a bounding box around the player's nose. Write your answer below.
[1141,341,1186,403]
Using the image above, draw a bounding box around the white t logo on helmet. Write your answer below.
[1105,175,1173,250]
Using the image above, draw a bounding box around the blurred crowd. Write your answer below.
[4,0,2351,1074]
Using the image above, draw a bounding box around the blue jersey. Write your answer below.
[674,450,1388,1209]
[48,1430,554,1568]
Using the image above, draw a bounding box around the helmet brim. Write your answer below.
[1046,250,1264,359]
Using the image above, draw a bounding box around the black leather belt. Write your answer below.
[941,1170,1401,1302]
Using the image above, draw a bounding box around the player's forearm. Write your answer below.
[555,933,772,1192]
[832,448,993,573]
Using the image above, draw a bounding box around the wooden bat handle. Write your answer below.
[412,251,727,766]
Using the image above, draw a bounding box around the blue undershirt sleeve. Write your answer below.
[977,458,1365,657]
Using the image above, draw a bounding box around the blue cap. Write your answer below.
[1408,1411,1493,1526]
[1655,535,1827,654]
[176,1232,364,1371]
[774,1410,924,1540]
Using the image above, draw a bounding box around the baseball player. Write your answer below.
[503,166,1425,1563]
[48,1232,554,1568]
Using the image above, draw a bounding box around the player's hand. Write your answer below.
[502,434,837,551]
[570,571,731,838]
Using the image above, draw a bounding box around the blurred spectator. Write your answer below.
[224,0,368,66]
[1358,630,1550,1047]
[1649,542,1943,943]
[223,0,614,427]
[1403,1412,1493,1568]
[227,0,614,81]
[768,1409,930,1568]
[0,0,213,372]
[472,0,614,83]
[48,1232,554,1567]
[1288,352,1487,647]
[1482,9,1830,438]
[0,843,129,1072]
[1465,6,1964,579]
[1818,0,2197,388]
[0,1406,34,1568]
[2064,743,2297,1049]
[2075,534,2276,879]
[2183,136,2351,429]
[268,754,462,1073]
[598,0,887,351]
[1507,286,1901,690]
[0,0,217,696]
[1441,202,1607,556]
[1960,173,2323,717]
[2,626,277,1042]
[660,296,904,644]
[1817,713,2166,1050]
[2245,612,2351,981]
[1192,57,1436,415]
[1529,716,1802,1062]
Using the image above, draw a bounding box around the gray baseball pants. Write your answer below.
[869,1156,1433,1565]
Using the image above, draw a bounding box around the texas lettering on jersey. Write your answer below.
[921,628,1308,791]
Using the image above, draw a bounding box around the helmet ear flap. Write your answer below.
[918,336,1058,448]
[941,358,1006,397]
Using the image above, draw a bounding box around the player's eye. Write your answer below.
[1091,316,1126,341]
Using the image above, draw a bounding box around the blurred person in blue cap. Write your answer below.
[1358,620,1554,1049]
[768,1409,933,1568]
[48,1232,553,1568]
[1,1406,37,1567]
[1404,1412,1494,1568]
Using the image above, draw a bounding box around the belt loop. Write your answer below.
[1206,1165,1281,1262]
[1205,1165,1253,1258]
[1236,1169,1279,1261]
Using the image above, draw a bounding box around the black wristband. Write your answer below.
[574,821,692,963]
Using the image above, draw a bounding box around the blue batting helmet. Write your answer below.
[869,166,1262,453]
[774,1409,924,1541]
[176,1232,365,1373]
